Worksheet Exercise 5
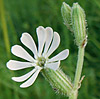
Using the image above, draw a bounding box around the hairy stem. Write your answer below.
[69,46,85,99]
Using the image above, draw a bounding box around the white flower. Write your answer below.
[7,26,69,88]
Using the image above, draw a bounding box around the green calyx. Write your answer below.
[42,68,73,96]
[61,2,87,47]
[71,3,87,47]
[61,2,72,31]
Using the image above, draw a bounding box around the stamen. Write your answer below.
[37,57,46,67]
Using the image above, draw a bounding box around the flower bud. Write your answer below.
[71,3,87,47]
[61,2,72,31]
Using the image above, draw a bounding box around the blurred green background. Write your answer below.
[0,0,100,99]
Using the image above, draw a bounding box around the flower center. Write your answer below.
[37,57,46,67]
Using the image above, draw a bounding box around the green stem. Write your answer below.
[74,46,84,89]
[0,0,11,58]
[69,46,85,99]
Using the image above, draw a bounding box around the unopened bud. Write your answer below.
[61,2,72,31]
[71,3,87,47]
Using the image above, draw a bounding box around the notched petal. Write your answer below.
[6,60,36,70]
[48,49,69,62]
[20,68,41,88]
[36,26,46,56]
[46,61,60,71]
[11,45,35,62]
[12,68,37,82]
[43,27,53,55]
[46,32,60,57]
[20,33,37,58]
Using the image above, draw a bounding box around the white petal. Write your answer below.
[43,27,53,55]
[7,60,36,70]
[48,49,69,62]
[11,45,35,62]
[20,33,37,58]
[46,61,60,71]
[36,26,46,56]
[12,68,37,82]
[20,68,41,88]
[46,32,60,57]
